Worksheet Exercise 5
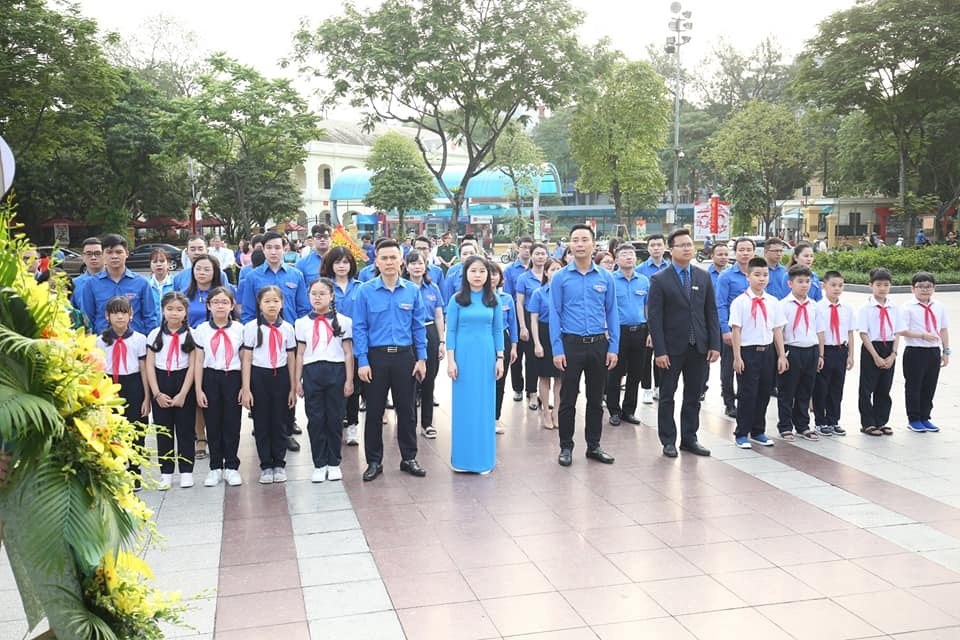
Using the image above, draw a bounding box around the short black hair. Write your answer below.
[82,236,101,248]
[823,270,844,283]
[614,243,636,256]
[912,271,935,286]
[765,237,784,249]
[710,243,727,255]
[261,231,283,246]
[101,234,127,250]
[376,238,401,255]
[788,265,812,280]
[747,257,768,271]
[415,235,431,246]
[667,228,691,247]
[311,223,331,236]
[517,236,533,246]
[734,237,756,251]
[646,233,665,244]
[869,267,892,283]
[570,223,594,238]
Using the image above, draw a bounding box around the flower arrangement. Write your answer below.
[0,195,185,640]
[330,224,368,267]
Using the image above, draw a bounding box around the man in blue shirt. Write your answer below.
[549,224,619,467]
[294,224,331,286]
[636,234,669,403]
[80,234,158,334]
[353,239,428,482]
[763,237,790,299]
[702,242,730,399]
[502,236,532,401]
[715,237,755,417]
[441,240,478,302]
[239,232,310,324]
[605,243,650,426]
[173,235,230,291]
[361,234,376,263]
[414,235,445,297]
[71,236,103,308]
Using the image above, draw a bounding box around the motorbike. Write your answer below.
[695,247,710,262]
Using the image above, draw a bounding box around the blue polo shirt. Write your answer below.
[352,276,428,367]
[502,259,528,297]
[765,263,790,299]
[294,251,325,286]
[358,263,377,283]
[526,285,552,320]
[80,268,158,334]
[707,263,725,290]
[442,262,464,302]
[426,263,445,296]
[612,269,650,326]
[514,270,543,311]
[333,278,361,318]
[497,291,519,344]
[148,274,176,324]
[71,270,99,308]
[715,264,750,334]
[808,272,823,302]
[171,265,230,292]
[418,280,444,322]
[239,262,310,324]
[637,257,670,281]
[549,262,620,355]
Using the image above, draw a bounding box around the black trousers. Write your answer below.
[519,310,538,395]
[558,335,607,451]
[510,334,526,395]
[304,360,347,467]
[364,348,418,464]
[495,330,511,420]
[777,345,817,433]
[153,367,196,474]
[813,345,848,427]
[903,346,941,422]
[250,365,290,470]
[735,345,775,438]
[720,341,737,409]
[640,329,661,390]
[657,345,707,446]
[118,373,147,475]
[607,325,645,417]
[345,357,361,426]
[202,368,242,470]
[858,342,895,428]
[417,323,440,427]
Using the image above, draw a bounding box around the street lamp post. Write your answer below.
[665,2,693,231]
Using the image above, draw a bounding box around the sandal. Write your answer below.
[881,426,894,435]
[860,426,883,436]
[195,439,208,459]
[800,430,820,441]
[780,432,796,441]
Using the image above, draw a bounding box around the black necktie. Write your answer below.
[682,269,696,344]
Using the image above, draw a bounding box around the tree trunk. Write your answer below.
[611,179,623,230]
[898,136,914,245]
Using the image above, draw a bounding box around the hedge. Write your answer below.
[814,245,960,284]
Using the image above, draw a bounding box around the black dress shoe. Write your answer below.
[433,400,439,407]
[400,459,427,477]
[513,392,523,402]
[622,414,641,425]
[292,424,303,435]
[585,447,615,464]
[362,463,383,481]
[679,441,711,456]
[724,406,737,419]
[663,444,678,458]
[558,448,573,466]
[286,436,301,452]
[608,414,622,426]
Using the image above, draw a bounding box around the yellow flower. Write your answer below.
[117,551,154,580]
[74,417,104,454]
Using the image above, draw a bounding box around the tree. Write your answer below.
[570,60,671,227]
[701,100,811,235]
[495,125,545,217]
[165,54,322,240]
[532,108,577,196]
[363,131,437,237]
[291,0,595,233]
[792,0,960,242]
[696,38,796,121]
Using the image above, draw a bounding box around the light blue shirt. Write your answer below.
[549,262,620,355]
[352,276,428,367]
[498,291,519,344]
[715,265,750,334]
[294,251,325,286]
[239,262,310,324]
[765,263,790,300]
[80,268,158,335]
[612,269,650,326]
[442,262,465,302]
[503,259,528,298]
[637,257,670,281]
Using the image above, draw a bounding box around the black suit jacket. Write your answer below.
[648,264,721,357]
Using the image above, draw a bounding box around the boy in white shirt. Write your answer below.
[856,267,903,436]
[813,271,855,436]
[730,257,788,449]
[776,265,824,441]
[898,271,950,432]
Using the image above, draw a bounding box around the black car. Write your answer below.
[39,246,85,276]
[629,240,671,263]
[126,243,181,270]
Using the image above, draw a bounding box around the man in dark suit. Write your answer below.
[648,228,721,457]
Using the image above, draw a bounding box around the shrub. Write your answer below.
[814,246,960,283]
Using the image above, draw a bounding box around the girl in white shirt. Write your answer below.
[241,285,297,484]
[295,278,354,483]
[145,292,197,489]
[193,286,245,487]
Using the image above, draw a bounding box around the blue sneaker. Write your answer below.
[921,420,940,432]
[751,433,774,446]
[735,436,752,449]
[908,421,926,432]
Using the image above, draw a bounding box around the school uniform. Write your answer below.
[606,269,651,419]
[81,269,158,335]
[503,258,530,396]
[729,290,785,438]
[417,280,444,429]
[193,321,245,471]
[515,269,544,398]
[637,258,669,393]
[814,298,855,431]
[297,312,354,468]
[334,278,363,427]
[146,326,196,474]
[242,318,297,470]
[495,291,519,421]
[856,297,904,429]
[715,265,750,412]
[900,297,949,424]
[98,330,148,472]
[776,294,822,435]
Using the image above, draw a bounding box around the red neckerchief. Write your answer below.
[112,333,127,383]
[751,295,767,326]
[830,303,841,345]
[165,329,182,374]
[792,300,810,333]
[877,304,893,342]
[210,323,234,370]
[921,303,938,333]
[266,321,283,374]
[312,313,334,351]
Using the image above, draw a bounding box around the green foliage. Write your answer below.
[291,0,595,233]
[364,131,436,235]
[570,59,670,226]
[495,125,545,216]
[531,109,577,192]
[814,245,960,283]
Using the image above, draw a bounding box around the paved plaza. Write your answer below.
[3,288,960,639]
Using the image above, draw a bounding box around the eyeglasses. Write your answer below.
[83,251,103,257]
[314,234,331,240]
[672,243,695,249]
[914,284,934,290]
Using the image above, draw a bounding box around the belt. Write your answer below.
[371,345,412,353]
[787,344,818,350]
[562,333,606,344]
[824,344,848,349]
[623,324,646,332]
[742,345,768,352]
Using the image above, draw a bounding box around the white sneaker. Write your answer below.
[653,387,660,401]
[642,389,654,404]
[326,465,342,481]
[179,472,194,489]
[345,424,360,445]
[273,467,287,483]
[159,474,173,491]
[259,468,275,484]
[224,469,243,486]
[311,466,327,483]
[204,469,222,487]
[495,421,505,434]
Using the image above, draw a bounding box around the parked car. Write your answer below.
[629,240,671,263]
[726,236,794,259]
[39,246,85,276]
[126,243,181,271]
